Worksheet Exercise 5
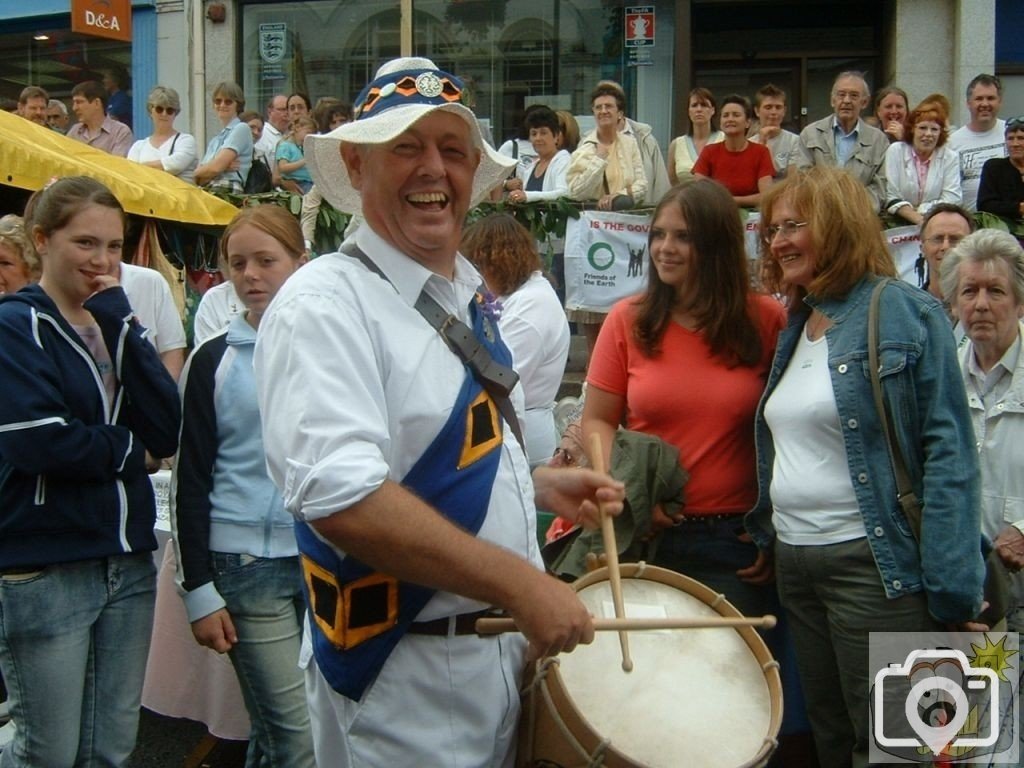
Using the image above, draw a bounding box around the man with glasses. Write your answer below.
[950,74,1006,212]
[797,71,888,211]
[255,93,289,161]
[67,80,134,157]
[918,202,975,343]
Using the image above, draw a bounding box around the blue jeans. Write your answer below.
[654,517,777,618]
[211,553,314,768]
[0,553,156,768]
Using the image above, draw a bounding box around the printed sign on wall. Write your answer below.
[625,6,655,47]
[71,0,132,42]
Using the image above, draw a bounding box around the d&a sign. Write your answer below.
[72,0,132,42]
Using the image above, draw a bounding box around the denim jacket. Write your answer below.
[745,276,984,623]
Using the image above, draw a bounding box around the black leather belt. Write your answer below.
[407,609,502,637]
[674,512,745,526]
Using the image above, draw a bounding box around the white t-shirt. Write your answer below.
[127,132,198,184]
[764,329,864,545]
[119,262,187,354]
[497,138,537,178]
[499,271,571,465]
[751,129,801,181]
[949,119,1007,211]
[254,122,282,164]
[193,280,243,345]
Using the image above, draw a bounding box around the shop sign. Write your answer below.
[71,0,132,42]
[259,23,288,82]
[624,6,654,47]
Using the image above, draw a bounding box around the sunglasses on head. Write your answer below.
[151,105,177,115]
[1007,116,1024,131]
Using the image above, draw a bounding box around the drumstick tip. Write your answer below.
[621,658,634,673]
[763,614,777,629]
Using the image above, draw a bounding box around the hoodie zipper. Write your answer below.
[36,309,132,548]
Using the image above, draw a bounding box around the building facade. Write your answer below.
[0,0,1019,154]
[205,0,1019,149]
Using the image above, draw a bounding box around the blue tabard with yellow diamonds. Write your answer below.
[294,295,513,701]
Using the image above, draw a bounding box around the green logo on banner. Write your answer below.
[588,242,615,271]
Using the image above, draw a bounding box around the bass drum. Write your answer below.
[519,562,782,768]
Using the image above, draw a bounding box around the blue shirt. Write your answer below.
[275,139,312,184]
[201,117,253,191]
[833,117,858,167]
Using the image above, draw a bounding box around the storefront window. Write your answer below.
[241,0,674,147]
[0,21,131,106]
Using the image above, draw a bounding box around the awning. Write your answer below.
[0,110,238,227]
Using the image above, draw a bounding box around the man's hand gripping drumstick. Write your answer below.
[482,454,625,663]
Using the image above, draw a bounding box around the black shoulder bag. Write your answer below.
[245,151,274,194]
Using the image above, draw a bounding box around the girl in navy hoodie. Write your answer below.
[0,177,180,767]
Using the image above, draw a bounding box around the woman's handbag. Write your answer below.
[244,151,274,194]
[867,279,1010,626]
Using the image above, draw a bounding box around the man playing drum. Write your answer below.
[254,56,625,767]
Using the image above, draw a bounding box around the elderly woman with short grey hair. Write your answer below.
[942,228,1024,630]
[127,86,197,184]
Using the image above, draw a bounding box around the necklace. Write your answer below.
[805,310,831,340]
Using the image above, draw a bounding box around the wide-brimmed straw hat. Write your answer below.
[305,56,513,215]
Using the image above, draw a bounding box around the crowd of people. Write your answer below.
[0,56,1023,768]
[10,68,1023,234]
[7,76,354,204]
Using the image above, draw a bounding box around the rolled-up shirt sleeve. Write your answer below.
[254,271,391,521]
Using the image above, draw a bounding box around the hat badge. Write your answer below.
[415,72,444,99]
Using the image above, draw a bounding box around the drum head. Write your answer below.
[554,568,777,768]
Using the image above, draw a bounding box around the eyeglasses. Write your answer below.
[213,98,235,106]
[763,220,809,244]
[834,90,863,101]
[151,105,177,115]
[924,234,965,247]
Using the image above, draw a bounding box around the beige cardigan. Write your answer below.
[566,130,648,204]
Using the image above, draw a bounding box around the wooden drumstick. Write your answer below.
[476,614,778,635]
[588,433,633,673]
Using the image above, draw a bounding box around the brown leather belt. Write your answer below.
[407,609,502,637]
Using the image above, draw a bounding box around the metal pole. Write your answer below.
[401,0,412,56]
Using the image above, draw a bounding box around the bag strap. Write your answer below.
[341,243,526,451]
[169,132,179,155]
[867,278,923,538]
